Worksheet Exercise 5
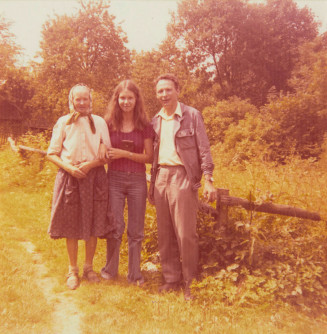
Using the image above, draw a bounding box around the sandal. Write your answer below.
[67,272,79,290]
[83,267,100,283]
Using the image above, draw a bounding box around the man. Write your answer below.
[149,74,216,300]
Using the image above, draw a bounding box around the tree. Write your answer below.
[167,0,318,106]
[0,16,20,82]
[262,93,324,159]
[132,38,216,118]
[0,68,34,116]
[261,33,327,159]
[262,0,318,94]
[290,33,327,108]
[32,0,130,123]
[0,16,32,134]
[131,50,162,118]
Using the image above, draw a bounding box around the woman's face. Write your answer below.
[118,89,136,114]
[72,86,91,114]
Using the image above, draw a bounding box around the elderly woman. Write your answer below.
[47,84,112,290]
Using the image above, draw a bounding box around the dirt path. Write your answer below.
[22,241,81,334]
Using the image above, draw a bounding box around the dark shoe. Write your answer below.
[129,277,145,287]
[184,281,195,301]
[159,282,180,293]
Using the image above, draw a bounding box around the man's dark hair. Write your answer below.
[155,73,179,91]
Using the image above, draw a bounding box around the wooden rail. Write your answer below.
[200,188,322,224]
[8,137,47,155]
[7,137,323,223]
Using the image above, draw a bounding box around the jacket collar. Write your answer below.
[153,102,187,137]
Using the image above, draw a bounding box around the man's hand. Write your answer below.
[203,181,217,202]
[148,193,155,205]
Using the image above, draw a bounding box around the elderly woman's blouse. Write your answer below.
[48,114,110,165]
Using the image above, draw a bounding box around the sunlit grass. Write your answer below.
[1,144,327,333]
[0,189,54,333]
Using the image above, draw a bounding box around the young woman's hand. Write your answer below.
[107,147,129,160]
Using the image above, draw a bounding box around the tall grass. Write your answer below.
[1,137,327,333]
[0,149,54,333]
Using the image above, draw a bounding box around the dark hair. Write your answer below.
[105,80,148,131]
[154,73,179,91]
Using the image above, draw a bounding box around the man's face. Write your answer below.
[156,79,179,110]
[73,86,91,114]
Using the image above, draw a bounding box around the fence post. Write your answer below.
[216,188,229,228]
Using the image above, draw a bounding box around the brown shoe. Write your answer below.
[184,281,195,301]
[67,272,79,290]
[83,268,100,283]
[159,282,180,293]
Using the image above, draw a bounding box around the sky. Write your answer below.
[0,0,327,65]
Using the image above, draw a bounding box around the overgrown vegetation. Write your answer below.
[1,133,327,333]
[1,0,327,331]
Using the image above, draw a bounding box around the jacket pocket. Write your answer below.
[176,128,195,149]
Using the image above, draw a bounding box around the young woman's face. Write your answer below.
[118,89,136,114]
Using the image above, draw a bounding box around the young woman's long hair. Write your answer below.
[105,80,148,131]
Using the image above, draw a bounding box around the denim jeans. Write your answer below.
[102,170,147,282]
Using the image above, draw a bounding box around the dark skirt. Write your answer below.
[48,166,115,240]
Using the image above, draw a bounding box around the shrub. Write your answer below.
[202,97,258,144]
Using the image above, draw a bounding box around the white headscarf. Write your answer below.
[66,84,96,134]
[68,83,93,114]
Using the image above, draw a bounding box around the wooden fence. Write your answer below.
[7,137,323,223]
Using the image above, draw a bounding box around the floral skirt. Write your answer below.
[48,166,115,240]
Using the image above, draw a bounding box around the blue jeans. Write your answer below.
[102,170,147,282]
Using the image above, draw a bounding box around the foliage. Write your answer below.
[0,16,20,82]
[2,133,327,330]
[167,0,318,106]
[0,67,34,118]
[1,133,56,190]
[29,0,130,124]
[131,50,162,118]
[194,156,327,315]
[262,93,326,159]
[131,44,212,118]
[221,112,276,164]
[203,96,258,144]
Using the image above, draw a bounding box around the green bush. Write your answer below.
[202,97,258,144]
[3,132,327,315]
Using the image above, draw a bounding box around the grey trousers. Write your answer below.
[154,165,199,283]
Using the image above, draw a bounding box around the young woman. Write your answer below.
[47,84,113,290]
[100,80,153,285]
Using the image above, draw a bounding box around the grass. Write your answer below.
[1,145,327,333]
[0,187,54,333]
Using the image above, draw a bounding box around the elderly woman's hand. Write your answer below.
[98,142,108,161]
[68,165,87,178]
